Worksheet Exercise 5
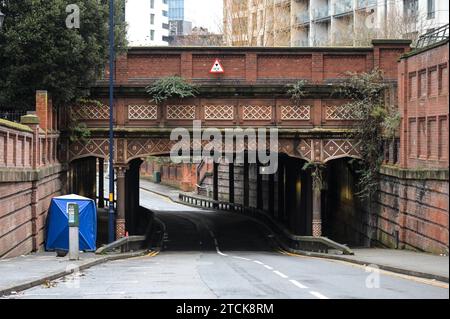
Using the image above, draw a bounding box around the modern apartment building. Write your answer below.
[126,0,170,46]
[168,0,192,37]
[223,0,449,46]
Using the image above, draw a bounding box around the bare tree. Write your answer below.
[222,0,291,47]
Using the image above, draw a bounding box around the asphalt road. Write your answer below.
[8,185,449,299]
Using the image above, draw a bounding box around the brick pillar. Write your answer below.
[115,54,128,84]
[98,158,105,208]
[311,53,324,84]
[245,53,257,83]
[115,166,127,239]
[21,114,41,250]
[181,52,193,81]
[36,91,48,132]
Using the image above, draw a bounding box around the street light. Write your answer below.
[0,9,5,30]
[108,0,116,243]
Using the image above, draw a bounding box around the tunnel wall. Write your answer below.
[375,167,449,254]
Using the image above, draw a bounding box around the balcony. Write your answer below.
[275,0,291,7]
[313,6,331,22]
[356,0,377,10]
[334,0,353,17]
[295,11,310,26]
[293,39,310,46]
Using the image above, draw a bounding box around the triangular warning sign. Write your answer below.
[210,59,224,74]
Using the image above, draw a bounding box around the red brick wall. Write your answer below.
[257,54,312,79]
[114,42,410,85]
[141,160,197,192]
[376,41,449,254]
[399,42,449,169]
[376,169,448,254]
[0,91,65,259]
[192,54,245,79]
[127,55,181,79]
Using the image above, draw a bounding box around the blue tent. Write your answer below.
[45,195,97,252]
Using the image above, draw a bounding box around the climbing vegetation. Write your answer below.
[146,76,198,104]
[337,69,401,199]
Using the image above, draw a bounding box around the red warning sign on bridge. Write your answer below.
[210,59,225,74]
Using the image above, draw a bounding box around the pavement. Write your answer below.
[0,251,146,297]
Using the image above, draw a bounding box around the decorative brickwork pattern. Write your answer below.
[167,105,196,120]
[312,220,322,237]
[243,105,272,120]
[115,219,126,240]
[281,105,311,120]
[204,105,234,120]
[325,105,363,120]
[71,104,110,120]
[128,105,157,120]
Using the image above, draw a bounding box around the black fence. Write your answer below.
[0,110,27,123]
[416,23,449,49]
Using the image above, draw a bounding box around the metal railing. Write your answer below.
[295,11,310,25]
[334,0,353,16]
[356,0,377,10]
[313,6,331,20]
[416,23,449,49]
[178,193,354,255]
[0,110,27,123]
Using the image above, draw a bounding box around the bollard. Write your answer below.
[67,203,80,261]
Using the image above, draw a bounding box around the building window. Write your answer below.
[150,0,154,9]
[150,29,155,41]
[418,70,426,98]
[163,10,168,17]
[162,23,169,30]
[404,0,419,21]
[427,0,435,19]
[150,14,155,25]
[438,64,448,95]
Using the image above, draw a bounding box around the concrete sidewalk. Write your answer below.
[139,180,449,283]
[0,251,145,297]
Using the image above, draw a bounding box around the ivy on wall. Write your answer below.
[337,69,401,199]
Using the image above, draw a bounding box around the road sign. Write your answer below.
[210,59,224,74]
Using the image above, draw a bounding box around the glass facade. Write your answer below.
[168,0,184,20]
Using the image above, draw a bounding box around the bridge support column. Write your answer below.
[115,166,127,239]
[243,153,249,207]
[312,167,323,237]
[98,158,105,208]
[256,160,263,210]
[229,162,234,204]
[277,157,285,221]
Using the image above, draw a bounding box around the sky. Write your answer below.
[185,0,223,33]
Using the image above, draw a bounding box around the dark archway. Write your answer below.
[323,157,370,247]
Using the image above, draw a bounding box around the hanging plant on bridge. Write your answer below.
[337,69,401,199]
[146,76,198,104]
[287,80,308,104]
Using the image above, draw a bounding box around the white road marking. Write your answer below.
[309,291,329,299]
[273,270,289,279]
[253,260,264,265]
[289,279,308,289]
[233,256,251,261]
[217,251,228,257]
[264,265,273,270]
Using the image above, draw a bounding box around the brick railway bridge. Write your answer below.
[62,40,411,245]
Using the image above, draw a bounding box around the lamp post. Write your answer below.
[108,0,116,243]
[0,9,5,30]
